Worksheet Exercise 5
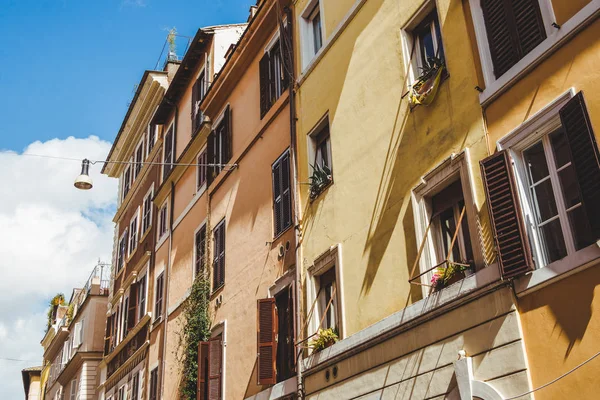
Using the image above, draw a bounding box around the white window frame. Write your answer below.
[154,270,165,322]
[497,89,600,293]
[128,207,140,258]
[70,379,77,400]
[156,200,169,250]
[411,149,484,297]
[117,229,128,273]
[400,0,443,86]
[306,244,346,341]
[193,219,208,281]
[142,185,154,236]
[466,0,599,103]
[162,122,175,181]
[117,385,125,400]
[122,164,132,201]
[211,321,227,400]
[194,68,207,124]
[146,121,158,158]
[306,113,332,176]
[299,0,325,70]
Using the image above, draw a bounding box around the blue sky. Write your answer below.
[0,0,252,152]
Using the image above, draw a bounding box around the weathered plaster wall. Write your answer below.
[294,0,489,337]
[518,263,600,399]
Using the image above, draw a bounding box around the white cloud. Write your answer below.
[0,136,117,399]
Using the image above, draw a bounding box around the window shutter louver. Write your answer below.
[208,336,222,400]
[560,92,600,239]
[481,150,533,278]
[127,283,138,331]
[224,106,232,164]
[219,224,225,287]
[260,53,270,118]
[281,24,291,91]
[257,298,277,385]
[104,315,112,355]
[273,162,283,235]
[192,80,199,133]
[281,153,292,231]
[481,0,546,78]
[207,132,216,185]
[197,341,209,400]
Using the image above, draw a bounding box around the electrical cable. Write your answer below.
[3,152,238,169]
[505,350,600,399]
[0,357,39,362]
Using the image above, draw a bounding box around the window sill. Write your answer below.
[151,316,163,332]
[139,228,151,244]
[273,223,294,242]
[126,246,139,264]
[479,1,600,106]
[514,241,600,296]
[211,284,225,299]
[155,233,169,252]
[243,375,298,400]
[309,179,333,203]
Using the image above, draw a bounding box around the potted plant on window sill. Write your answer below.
[430,260,473,291]
[409,56,446,107]
[309,164,332,201]
[309,327,339,353]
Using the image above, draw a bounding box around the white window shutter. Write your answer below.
[70,379,77,400]
[79,319,84,347]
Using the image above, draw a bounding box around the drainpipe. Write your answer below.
[160,103,178,399]
[281,6,304,399]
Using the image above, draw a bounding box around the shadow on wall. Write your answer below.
[518,266,598,358]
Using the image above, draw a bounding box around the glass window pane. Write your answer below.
[558,166,581,208]
[312,12,322,53]
[439,208,461,262]
[419,26,435,67]
[532,179,559,222]
[524,141,550,183]
[568,206,595,250]
[433,17,445,63]
[539,218,567,263]
[550,128,571,168]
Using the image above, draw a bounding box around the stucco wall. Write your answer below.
[518,263,600,399]
[294,0,489,337]
[303,287,531,399]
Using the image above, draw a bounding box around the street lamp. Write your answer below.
[74,159,93,190]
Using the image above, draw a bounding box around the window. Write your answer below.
[413,11,445,73]
[137,273,147,321]
[117,385,125,400]
[158,202,168,240]
[69,379,77,400]
[429,180,474,266]
[318,268,338,331]
[272,151,292,236]
[313,123,331,172]
[192,71,207,133]
[212,220,226,290]
[163,125,174,180]
[149,367,159,400]
[259,38,289,118]
[134,138,145,180]
[309,4,322,55]
[129,212,139,257]
[275,287,295,382]
[72,320,83,348]
[117,230,128,273]
[154,272,164,321]
[197,149,208,192]
[131,372,140,400]
[147,124,157,156]
[208,108,232,182]
[300,1,323,68]
[486,91,600,280]
[122,296,129,340]
[195,224,207,278]
[515,127,594,265]
[142,188,153,234]
[123,165,131,200]
[479,0,546,79]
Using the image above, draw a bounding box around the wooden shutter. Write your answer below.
[224,106,232,164]
[127,283,137,331]
[207,336,222,400]
[259,53,270,118]
[272,160,283,235]
[197,341,209,400]
[481,0,546,78]
[257,298,277,385]
[559,91,600,239]
[192,79,199,133]
[281,153,292,231]
[207,132,216,185]
[480,150,533,278]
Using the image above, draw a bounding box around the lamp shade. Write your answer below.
[74,159,93,190]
